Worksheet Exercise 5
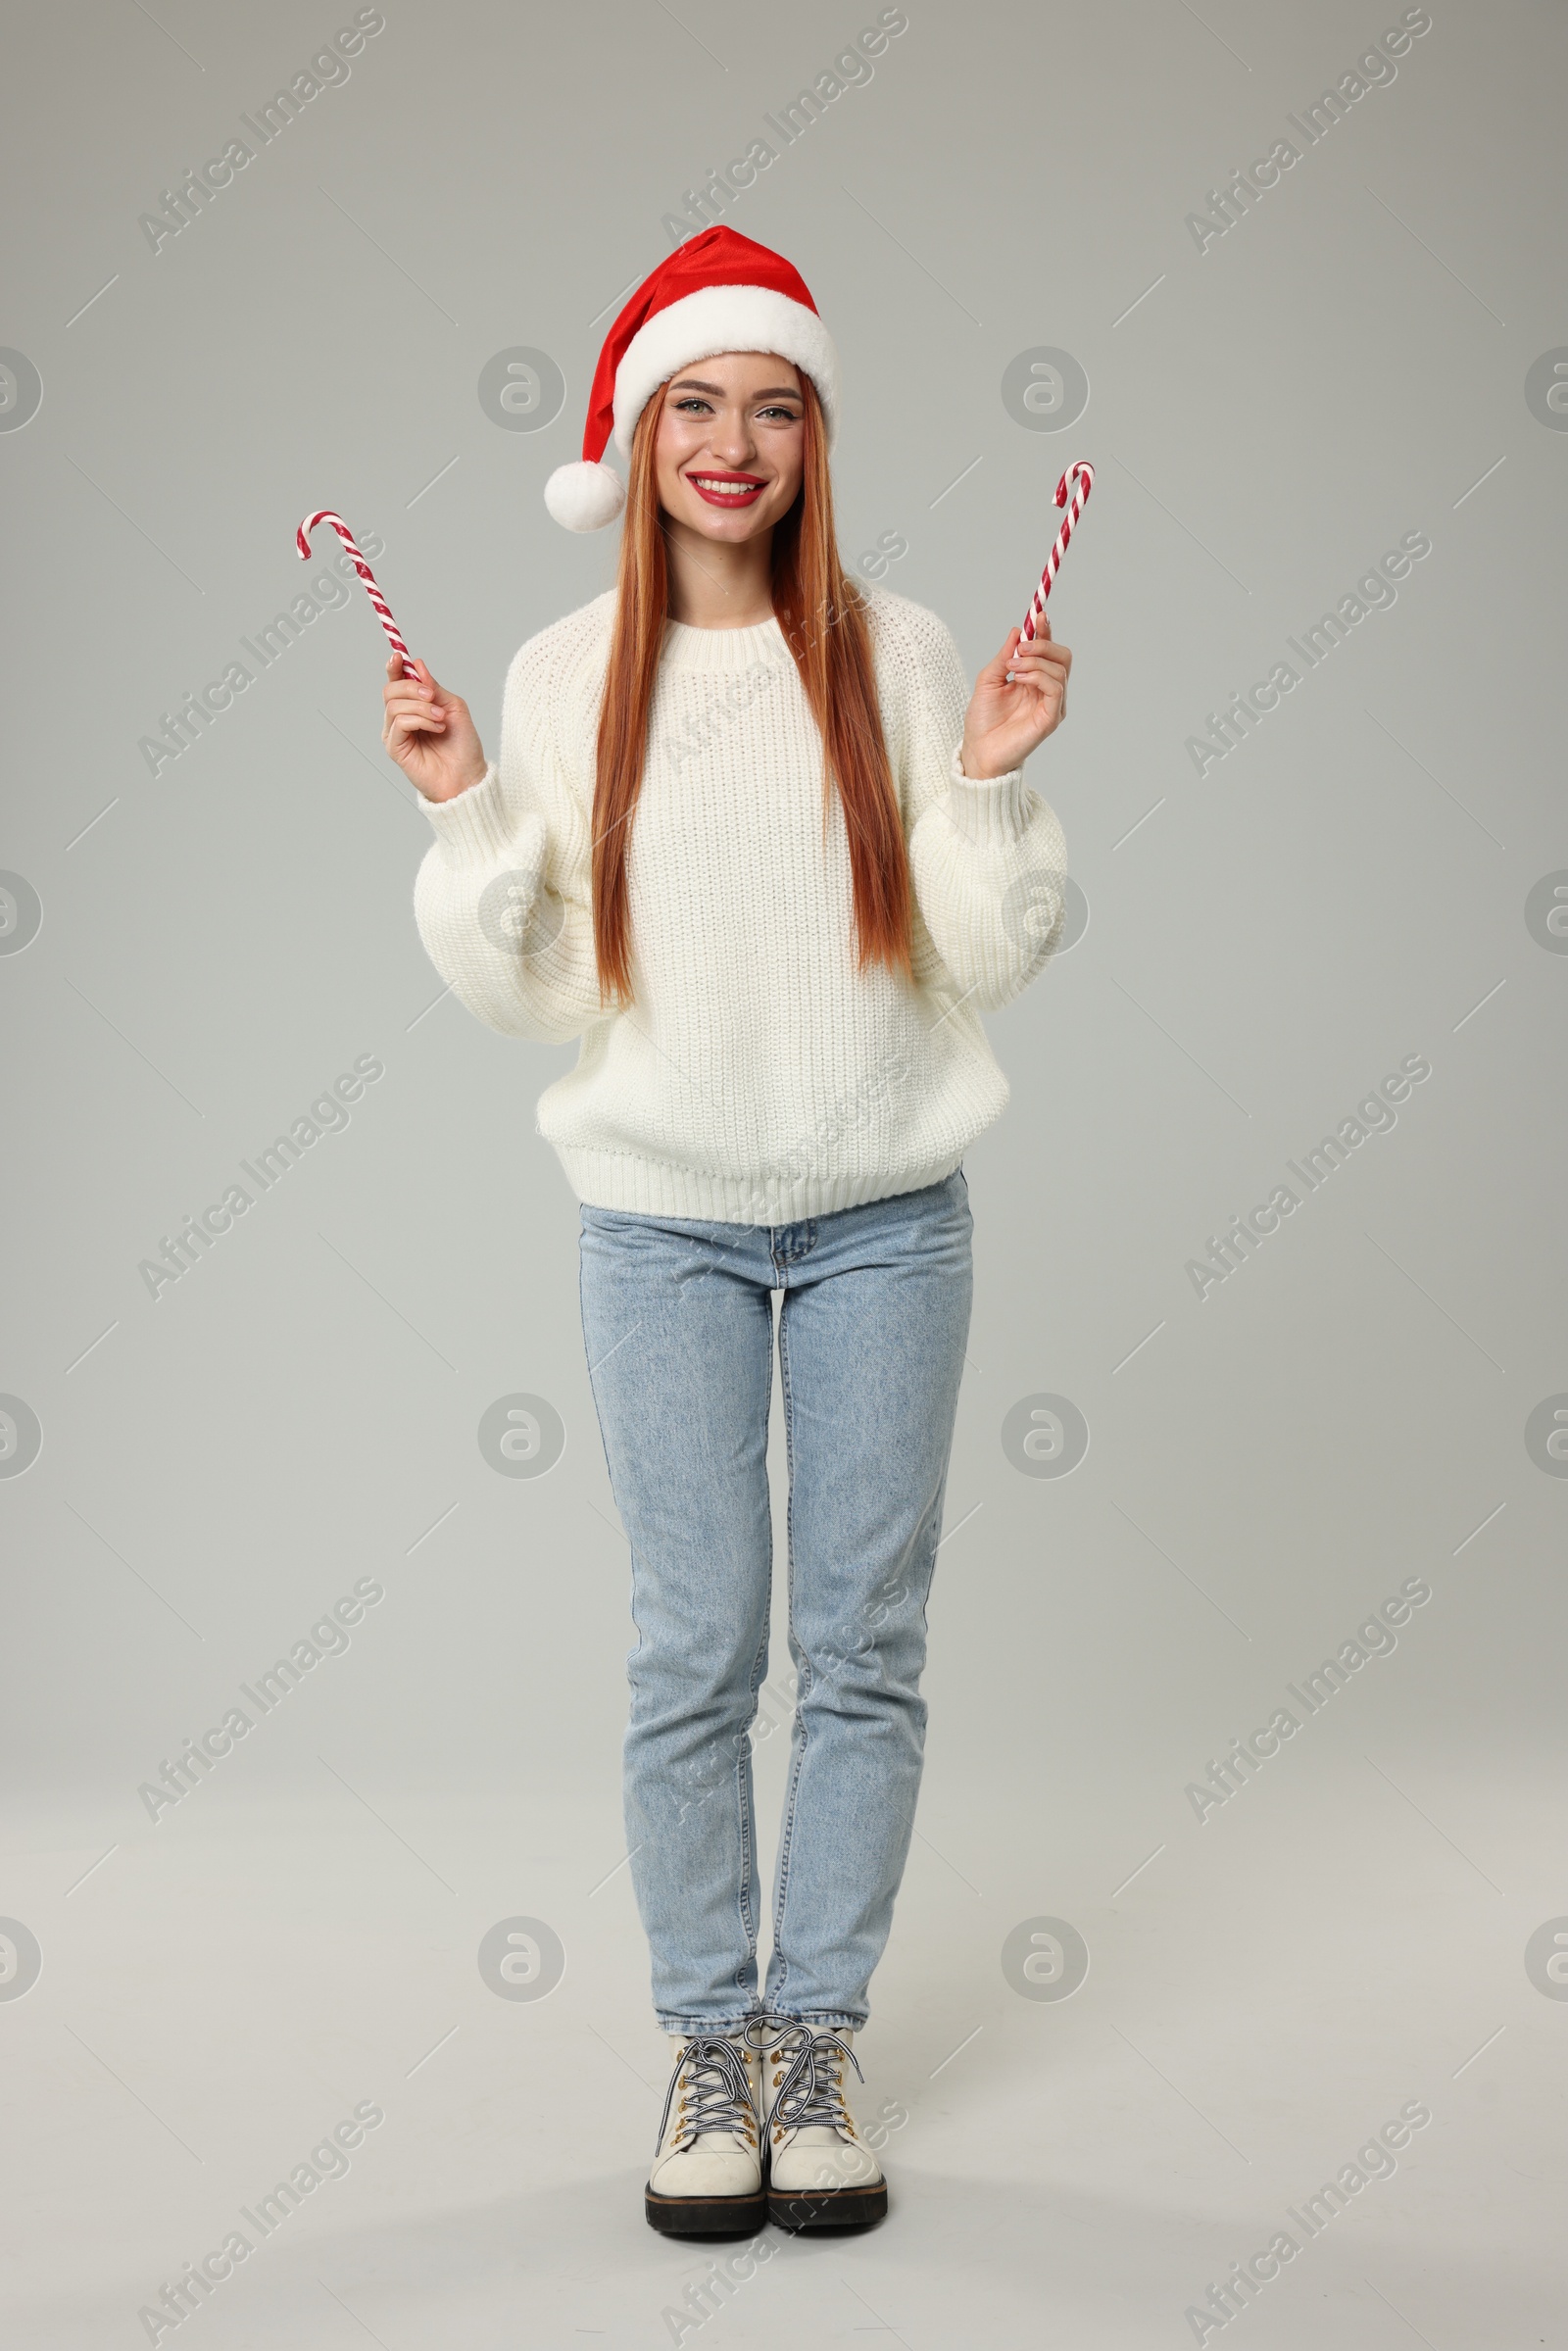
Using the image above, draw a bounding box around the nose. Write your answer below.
[708,406,758,467]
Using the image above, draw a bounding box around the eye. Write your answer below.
[757,405,801,421]
[672,396,712,415]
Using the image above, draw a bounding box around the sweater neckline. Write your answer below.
[661,612,794,673]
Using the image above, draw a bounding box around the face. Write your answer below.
[651,352,807,541]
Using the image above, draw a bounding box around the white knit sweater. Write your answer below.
[412,583,1067,1222]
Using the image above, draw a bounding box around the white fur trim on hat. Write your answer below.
[611,284,840,458]
[544,460,627,532]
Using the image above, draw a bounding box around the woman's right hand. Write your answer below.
[381,656,488,802]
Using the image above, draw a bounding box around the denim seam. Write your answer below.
[580,1233,641,1670]
[770,1294,811,2013]
[731,1744,757,2010]
[726,1272,777,2008]
[657,2011,766,2035]
[731,1581,772,1997]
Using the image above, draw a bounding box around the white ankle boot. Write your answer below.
[645,2031,765,2235]
[750,2021,887,2229]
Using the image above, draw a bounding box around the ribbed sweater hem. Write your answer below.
[557,1143,969,1225]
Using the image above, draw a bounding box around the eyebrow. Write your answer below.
[669,377,804,400]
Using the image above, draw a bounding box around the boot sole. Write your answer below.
[768,2180,888,2230]
[645,2184,767,2237]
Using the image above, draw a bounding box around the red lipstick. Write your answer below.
[685,469,766,509]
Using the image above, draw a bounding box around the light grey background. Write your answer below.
[3,1,1565,2343]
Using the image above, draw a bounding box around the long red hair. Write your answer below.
[591,374,911,1006]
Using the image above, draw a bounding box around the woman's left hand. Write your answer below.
[958,619,1072,779]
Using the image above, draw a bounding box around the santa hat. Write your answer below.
[544,226,841,532]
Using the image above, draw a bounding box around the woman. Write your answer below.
[385,227,1070,2237]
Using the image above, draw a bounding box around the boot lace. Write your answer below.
[753,2023,863,2136]
[655,2033,757,2155]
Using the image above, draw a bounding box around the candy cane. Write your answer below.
[1018,460,1094,645]
[295,511,416,677]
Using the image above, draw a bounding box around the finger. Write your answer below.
[385,682,439,710]
[1000,634,1043,684]
[385,710,446,742]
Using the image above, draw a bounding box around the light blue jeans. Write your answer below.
[578,1171,974,2034]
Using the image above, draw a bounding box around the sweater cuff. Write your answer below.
[418,762,515,862]
[946,744,1030,847]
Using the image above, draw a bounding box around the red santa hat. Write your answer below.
[544,225,841,531]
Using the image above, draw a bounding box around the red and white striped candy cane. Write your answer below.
[1018,459,1094,644]
[296,511,416,677]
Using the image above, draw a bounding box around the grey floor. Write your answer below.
[6,1625,1560,2346]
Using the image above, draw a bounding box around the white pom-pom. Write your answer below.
[544,461,626,531]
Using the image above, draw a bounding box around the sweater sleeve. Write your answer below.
[411,626,606,1045]
[900,602,1069,1011]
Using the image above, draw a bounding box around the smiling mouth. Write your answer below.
[686,471,766,507]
